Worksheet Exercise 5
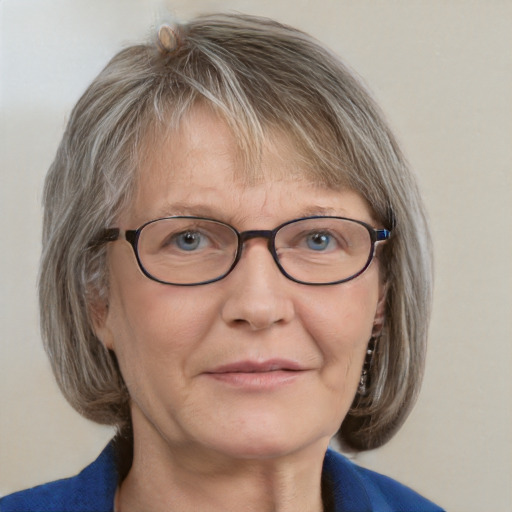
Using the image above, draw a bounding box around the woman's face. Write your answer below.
[95,106,386,462]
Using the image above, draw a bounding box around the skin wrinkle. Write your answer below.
[35,24,433,506]
[126,420,325,512]
[95,106,384,512]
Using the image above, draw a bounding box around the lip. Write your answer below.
[207,359,305,374]
[203,359,309,390]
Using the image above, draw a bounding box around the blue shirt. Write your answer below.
[0,442,444,511]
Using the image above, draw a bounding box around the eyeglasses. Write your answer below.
[95,216,391,286]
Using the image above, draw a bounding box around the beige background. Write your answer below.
[1,1,511,510]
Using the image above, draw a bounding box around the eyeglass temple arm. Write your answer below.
[88,228,120,248]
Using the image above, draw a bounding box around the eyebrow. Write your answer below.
[153,203,347,221]
[298,205,343,217]
[154,202,223,219]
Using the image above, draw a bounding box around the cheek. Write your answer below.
[304,280,377,345]
[110,287,213,367]
[104,246,218,384]
[106,284,223,429]
[298,273,380,384]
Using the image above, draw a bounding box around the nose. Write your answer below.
[220,240,295,331]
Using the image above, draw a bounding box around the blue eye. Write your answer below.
[306,232,332,251]
[174,231,204,251]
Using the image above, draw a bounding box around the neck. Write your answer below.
[116,422,329,512]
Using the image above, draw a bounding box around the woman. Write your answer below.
[1,13,443,512]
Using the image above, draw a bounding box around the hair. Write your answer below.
[39,12,433,452]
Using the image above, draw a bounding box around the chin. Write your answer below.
[208,437,320,461]
[194,419,333,462]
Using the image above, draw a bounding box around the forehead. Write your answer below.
[129,105,373,226]
[140,104,310,183]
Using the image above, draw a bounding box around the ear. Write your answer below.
[88,297,115,350]
[372,281,388,337]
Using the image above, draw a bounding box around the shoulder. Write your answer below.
[323,449,445,512]
[0,443,118,512]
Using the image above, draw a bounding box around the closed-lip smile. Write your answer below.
[203,359,309,389]
[207,359,305,373]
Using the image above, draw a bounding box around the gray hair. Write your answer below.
[39,13,433,451]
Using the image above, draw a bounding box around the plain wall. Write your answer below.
[1,1,511,511]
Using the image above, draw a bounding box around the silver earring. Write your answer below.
[358,336,377,395]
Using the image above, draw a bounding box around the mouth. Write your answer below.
[207,359,305,374]
[203,359,308,389]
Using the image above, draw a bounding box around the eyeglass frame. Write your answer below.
[93,215,392,286]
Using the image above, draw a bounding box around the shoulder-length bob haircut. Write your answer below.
[40,13,433,451]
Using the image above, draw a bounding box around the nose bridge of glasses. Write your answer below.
[239,229,275,250]
[234,229,282,280]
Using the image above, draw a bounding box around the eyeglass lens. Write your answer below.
[134,217,376,285]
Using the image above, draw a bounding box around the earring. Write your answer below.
[358,336,377,395]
